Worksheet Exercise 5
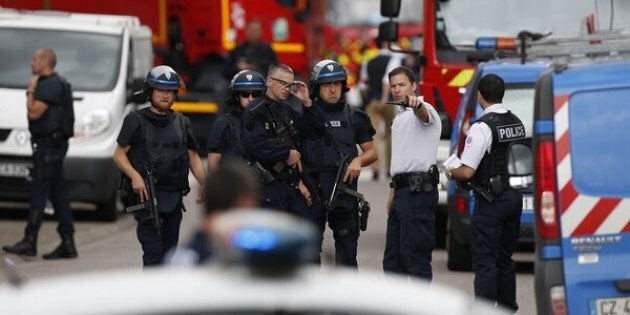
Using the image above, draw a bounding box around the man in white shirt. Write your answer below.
[383,66,442,281]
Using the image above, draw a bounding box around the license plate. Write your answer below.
[592,297,630,315]
[0,161,31,178]
[522,195,533,212]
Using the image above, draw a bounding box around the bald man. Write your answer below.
[3,48,77,259]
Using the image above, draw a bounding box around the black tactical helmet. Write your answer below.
[229,70,265,93]
[144,65,181,92]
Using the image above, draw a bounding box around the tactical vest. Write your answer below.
[303,103,358,173]
[251,99,300,149]
[129,110,190,191]
[471,111,526,187]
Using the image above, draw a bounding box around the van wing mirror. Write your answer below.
[128,78,147,105]
[380,0,401,17]
[378,21,399,42]
[507,142,533,188]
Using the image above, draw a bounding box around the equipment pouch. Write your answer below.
[489,175,505,196]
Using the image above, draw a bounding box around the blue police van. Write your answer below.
[533,60,630,314]
[446,60,548,271]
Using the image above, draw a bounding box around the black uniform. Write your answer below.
[117,107,199,266]
[242,96,324,217]
[469,111,525,312]
[302,100,375,267]
[206,109,247,160]
[26,73,74,239]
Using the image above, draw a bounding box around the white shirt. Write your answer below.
[460,103,508,170]
[390,100,442,175]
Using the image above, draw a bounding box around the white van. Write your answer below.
[0,9,153,220]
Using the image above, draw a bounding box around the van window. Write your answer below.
[474,87,535,137]
[568,88,630,197]
[0,28,122,91]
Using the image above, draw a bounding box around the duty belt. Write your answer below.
[390,171,435,192]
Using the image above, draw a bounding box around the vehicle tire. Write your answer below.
[96,190,120,222]
[446,226,473,271]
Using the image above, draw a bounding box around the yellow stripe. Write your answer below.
[152,0,168,45]
[271,42,305,53]
[221,0,233,51]
[172,102,220,114]
[448,69,474,87]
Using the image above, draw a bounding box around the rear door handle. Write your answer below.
[72,96,83,101]
[616,280,630,292]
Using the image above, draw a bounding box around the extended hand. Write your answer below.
[131,174,148,202]
[343,158,362,183]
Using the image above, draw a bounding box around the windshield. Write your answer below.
[0,29,121,91]
[326,0,423,26]
[440,0,630,47]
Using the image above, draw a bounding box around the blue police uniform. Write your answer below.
[26,74,74,241]
[302,100,375,267]
[118,107,199,266]
[459,104,525,312]
[206,109,247,161]
[242,96,324,218]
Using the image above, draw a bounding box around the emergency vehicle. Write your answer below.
[532,36,630,314]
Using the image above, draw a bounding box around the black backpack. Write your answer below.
[53,73,74,138]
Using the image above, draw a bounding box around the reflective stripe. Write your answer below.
[172,102,219,114]
[447,69,474,87]
[534,120,554,135]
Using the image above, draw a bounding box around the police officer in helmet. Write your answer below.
[207,70,265,171]
[303,60,377,267]
[242,63,325,218]
[113,65,206,267]
[446,74,525,312]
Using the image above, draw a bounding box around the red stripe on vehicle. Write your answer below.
[623,221,630,233]
[554,95,569,113]
[571,198,621,236]
[560,181,578,213]
[556,131,570,163]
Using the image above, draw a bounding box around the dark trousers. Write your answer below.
[383,187,437,281]
[260,180,310,218]
[309,172,360,267]
[134,205,183,267]
[25,139,74,237]
[471,189,522,312]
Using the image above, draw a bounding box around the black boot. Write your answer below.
[2,234,37,256]
[42,234,78,259]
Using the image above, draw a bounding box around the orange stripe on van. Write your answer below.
[554,95,569,113]
[556,132,570,163]
[560,181,578,214]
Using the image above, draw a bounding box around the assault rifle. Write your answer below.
[327,154,371,231]
[125,165,162,235]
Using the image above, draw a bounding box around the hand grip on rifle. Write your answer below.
[124,165,162,235]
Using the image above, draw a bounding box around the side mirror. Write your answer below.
[507,142,533,188]
[127,78,147,105]
[439,112,452,140]
[381,0,401,17]
[378,21,399,42]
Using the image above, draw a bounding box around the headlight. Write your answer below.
[74,108,111,138]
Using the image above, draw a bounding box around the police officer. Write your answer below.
[112,65,206,267]
[302,60,377,267]
[207,70,265,171]
[446,74,524,312]
[383,66,442,281]
[3,48,77,259]
[242,63,324,217]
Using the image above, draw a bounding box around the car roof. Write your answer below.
[0,265,507,315]
[552,60,630,93]
[479,59,549,84]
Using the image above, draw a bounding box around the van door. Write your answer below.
[553,87,630,315]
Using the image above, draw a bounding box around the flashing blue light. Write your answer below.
[232,229,278,251]
[475,37,497,50]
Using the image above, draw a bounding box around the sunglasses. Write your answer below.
[269,77,295,89]
[238,91,262,98]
